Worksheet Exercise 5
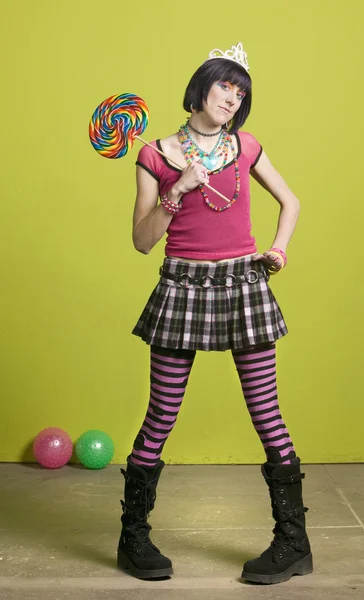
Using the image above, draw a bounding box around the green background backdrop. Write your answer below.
[1,0,362,463]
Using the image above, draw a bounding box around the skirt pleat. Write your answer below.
[132,256,288,351]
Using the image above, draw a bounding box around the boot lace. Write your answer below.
[121,516,154,547]
[120,469,157,516]
[268,521,304,561]
[120,471,160,553]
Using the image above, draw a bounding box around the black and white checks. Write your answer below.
[132,256,288,351]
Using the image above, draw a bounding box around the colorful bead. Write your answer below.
[178,124,240,213]
[160,193,182,215]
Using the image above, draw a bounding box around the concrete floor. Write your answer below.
[1,463,364,600]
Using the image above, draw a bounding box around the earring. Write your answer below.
[190,103,195,112]
[225,119,233,131]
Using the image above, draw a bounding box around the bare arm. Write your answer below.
[132,167,180,254]
[250,150,300,253]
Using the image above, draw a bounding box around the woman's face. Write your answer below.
[203,81,246,125]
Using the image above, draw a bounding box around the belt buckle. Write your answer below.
[178,272,192,288]
[224,274,236,287]
[201,275,214,288]
[245,270,259,284]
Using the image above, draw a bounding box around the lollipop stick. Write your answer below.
[135,136,183,169]
[135,135,231,204]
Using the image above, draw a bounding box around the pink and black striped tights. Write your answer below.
[130,344,295,468]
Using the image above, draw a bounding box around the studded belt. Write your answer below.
[159,266,269,288]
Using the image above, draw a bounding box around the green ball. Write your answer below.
[75,430,114,469]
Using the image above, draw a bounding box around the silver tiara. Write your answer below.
[207,42,250,72]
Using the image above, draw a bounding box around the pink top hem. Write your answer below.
[166,246,257,261]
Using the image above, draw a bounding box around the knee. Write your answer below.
[133,433,147,451]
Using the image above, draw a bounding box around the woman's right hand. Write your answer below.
[174,159,209,195]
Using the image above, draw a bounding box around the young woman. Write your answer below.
[117,43,313,585]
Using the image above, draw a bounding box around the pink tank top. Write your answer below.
[136,131,262,260]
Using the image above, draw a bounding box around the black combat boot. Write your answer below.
[242,449,313,584]
[117,455,173,579]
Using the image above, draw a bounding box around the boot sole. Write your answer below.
[117,550,173,580]
[242,552,313,585]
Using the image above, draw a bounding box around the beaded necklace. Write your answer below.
[188,121,222,137]
[185,125,225,171]
[178,123,241,213]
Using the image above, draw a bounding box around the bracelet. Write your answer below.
[267,251,285,275]
[270,247,287,266]
[160,193,182,215]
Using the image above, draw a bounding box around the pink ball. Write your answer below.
[33,427,73,469]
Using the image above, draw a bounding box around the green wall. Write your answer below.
[1,1,363,463]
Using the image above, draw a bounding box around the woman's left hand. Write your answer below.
[252,251,284,273]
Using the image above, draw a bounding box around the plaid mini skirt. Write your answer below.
[132,255,288,352]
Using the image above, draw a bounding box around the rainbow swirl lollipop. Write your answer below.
[89,92,231,204]
[89,93,149,159]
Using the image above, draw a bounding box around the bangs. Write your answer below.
[202,59,251,97]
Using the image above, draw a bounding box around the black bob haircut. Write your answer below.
[183,58,252,134]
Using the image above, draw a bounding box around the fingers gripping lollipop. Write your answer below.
[89,93,231,203]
